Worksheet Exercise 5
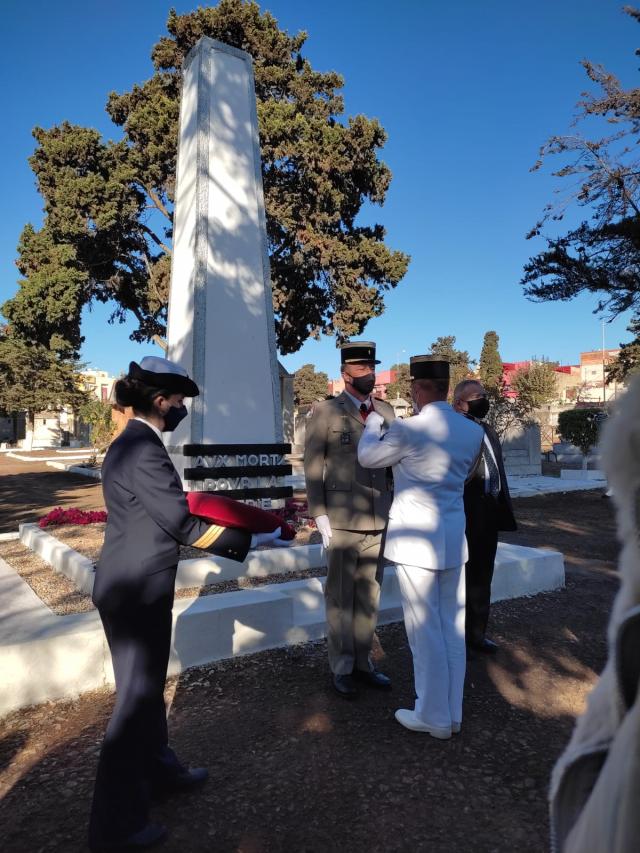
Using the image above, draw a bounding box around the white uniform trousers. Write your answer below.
[395,562,466,730]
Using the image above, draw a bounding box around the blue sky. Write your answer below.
[1,0,637,380]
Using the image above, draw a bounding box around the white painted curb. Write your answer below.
[19,523,95,594]
[3,530,565,717]
[44,462,102,478]
[0,531,20,541]
[560,469,606,481]
[18,524,325,593]
[68,465,102,479]
[175,543,324,588]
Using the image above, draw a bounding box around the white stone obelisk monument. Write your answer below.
[166,37,284,487]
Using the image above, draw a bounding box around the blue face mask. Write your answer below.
[162,404,188,432]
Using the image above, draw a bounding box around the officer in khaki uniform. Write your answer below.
[304,341,395,697]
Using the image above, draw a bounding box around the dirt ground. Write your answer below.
[0,459,621,852]
[0,453,104,533]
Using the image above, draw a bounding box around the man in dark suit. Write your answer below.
[453,379,517,654]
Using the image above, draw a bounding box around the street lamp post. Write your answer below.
[395,349,406,400]
[602,319,606,407]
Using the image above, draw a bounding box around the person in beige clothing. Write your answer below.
[304,341,394,697]
[549,377,640,853]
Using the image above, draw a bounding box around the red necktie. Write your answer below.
[360,403,371,421]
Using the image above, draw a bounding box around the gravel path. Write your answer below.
[0,570,617,853]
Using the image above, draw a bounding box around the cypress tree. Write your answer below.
[479,331,503,390]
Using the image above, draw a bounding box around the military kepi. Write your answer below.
[128,356,200,397]
[409,355,450,381]
[340,341,380,365]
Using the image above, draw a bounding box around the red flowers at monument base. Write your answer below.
[273,498,315,530]
[38,507,108,528]
[37,499,313,532]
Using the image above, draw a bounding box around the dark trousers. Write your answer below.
[89,571,182,848]
[464,498,499,646]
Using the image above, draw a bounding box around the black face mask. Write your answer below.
[162,404,188,432]
[466,397,490,420]
[350,373,376,395]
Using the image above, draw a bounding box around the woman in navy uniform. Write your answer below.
[89,357,251,851]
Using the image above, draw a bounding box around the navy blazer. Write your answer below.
[93,419,251,609]
[463,420,517,533]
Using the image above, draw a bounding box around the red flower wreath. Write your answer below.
[38,507,108,528]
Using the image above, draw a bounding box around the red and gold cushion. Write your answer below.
[186,492,296,541]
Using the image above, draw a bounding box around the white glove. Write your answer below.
[250,527,282,548]
[272,537,295,548]
[315,514,332,550]
[364,411,385,431]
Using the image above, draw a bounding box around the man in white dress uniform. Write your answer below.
[358,355,483,738]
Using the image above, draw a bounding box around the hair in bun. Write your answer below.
[114,376,172,414]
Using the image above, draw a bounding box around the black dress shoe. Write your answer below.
[353,667,392,690]
[91,823,168,851]
[468,638,498,654]
[123,824,168,850]
[332,673,357,698]
[153,767,209,797]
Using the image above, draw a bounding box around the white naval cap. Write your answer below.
[128,357,199,396]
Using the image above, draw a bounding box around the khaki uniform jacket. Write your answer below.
[304,392,394,531]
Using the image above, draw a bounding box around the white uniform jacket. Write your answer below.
[358,402,483,570]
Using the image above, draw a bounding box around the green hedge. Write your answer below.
[557,408,605,455]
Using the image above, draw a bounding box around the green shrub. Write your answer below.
[557,408,605,464]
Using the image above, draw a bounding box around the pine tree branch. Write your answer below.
[141,184,172,222]
[139,223,171,255]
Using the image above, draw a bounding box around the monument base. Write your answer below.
[3,535,565,716]
[176,442,293,508]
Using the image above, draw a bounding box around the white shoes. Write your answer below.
[394,709,452,739]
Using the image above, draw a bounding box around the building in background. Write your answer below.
[1,368,117,448]
[389,397,411,417]
[578,349,623,404]
[81,369,116,403]
[327,376,345,397]
[553,365,582,404]
[501,361,532,398]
